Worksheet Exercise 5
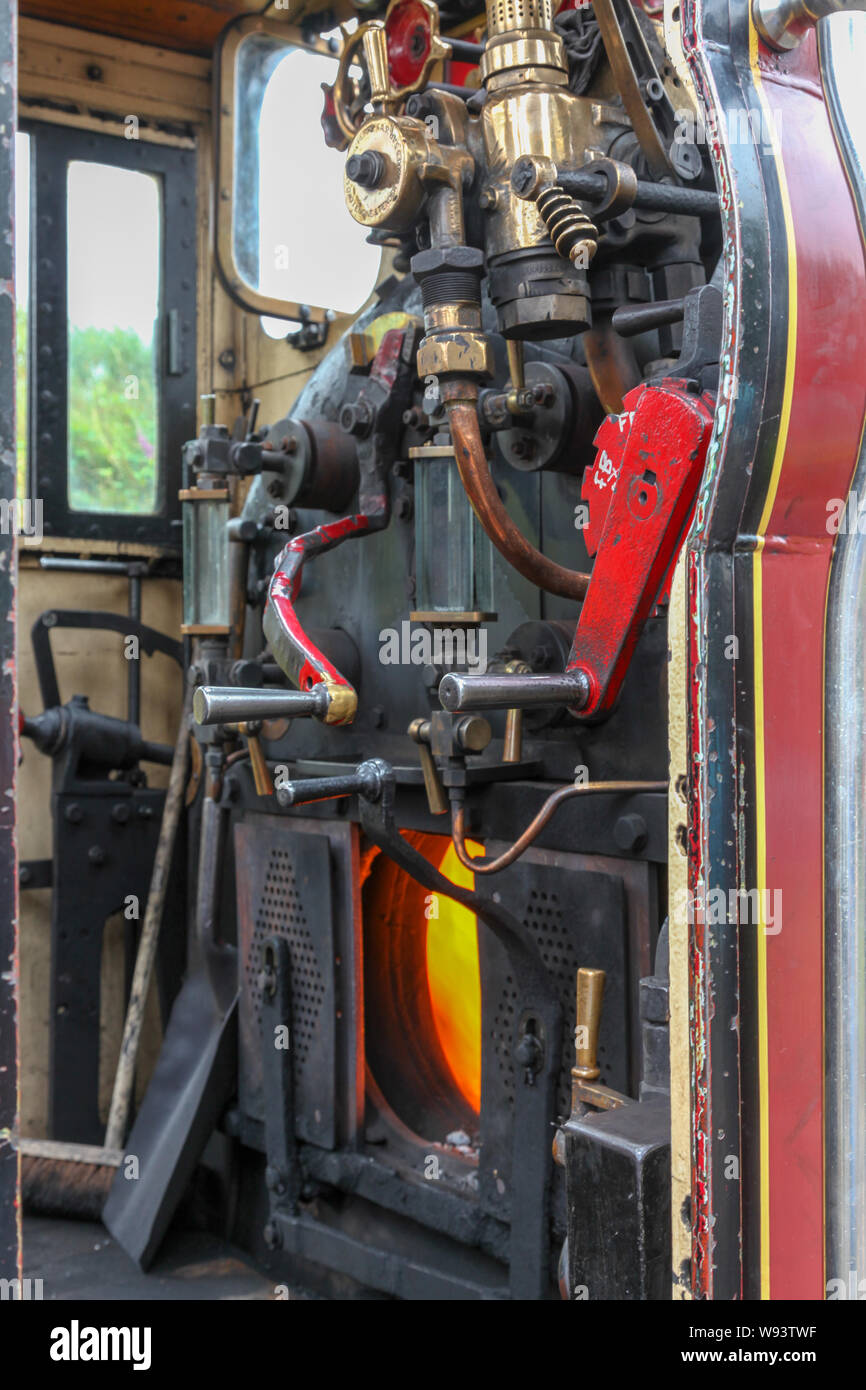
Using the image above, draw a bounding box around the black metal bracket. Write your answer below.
[31,609,183,714]
[260,935,302,1220]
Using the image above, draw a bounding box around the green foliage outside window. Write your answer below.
[68,323,158,514]
[16,305,158,514]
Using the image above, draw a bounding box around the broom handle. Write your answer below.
[104,684,192,1152]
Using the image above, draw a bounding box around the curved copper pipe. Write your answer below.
[451,780,668,875]
[583,317,642,415]
[444,394,590,602]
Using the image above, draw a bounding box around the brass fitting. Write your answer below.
[573,967,605,1082]
[362,23,391,105]
[417,331,494,381]
[321,681,358,727]
[512,154,598,268]
[344,115,473,236]
[480,0,569,88]
[343,115,433,231]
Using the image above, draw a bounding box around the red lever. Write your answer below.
[567,378,714,718]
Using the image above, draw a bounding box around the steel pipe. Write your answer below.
[755,0,865,52]
[439,669,590,711]
[193,685,329,726]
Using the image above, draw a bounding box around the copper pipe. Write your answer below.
[583,318,642,415]
[444,389,590,602]
[450,780,668,875]
[503,707,523,763]
[228,535,249,662]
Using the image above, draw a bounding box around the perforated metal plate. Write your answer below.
[476,846,652,1223]
[235,815,362,1150]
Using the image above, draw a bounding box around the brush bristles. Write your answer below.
[21,1155,115,1222]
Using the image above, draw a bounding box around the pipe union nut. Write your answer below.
[417,331,494,381]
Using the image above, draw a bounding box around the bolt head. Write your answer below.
[614,813,648,854]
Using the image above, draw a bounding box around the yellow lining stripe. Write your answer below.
[748,17,799,1301]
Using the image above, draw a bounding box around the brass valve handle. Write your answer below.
[574,966,606,1082]
[333,0,452,143]
[362,24,391,105]
[408,717,448,816]
[238,723,274,799]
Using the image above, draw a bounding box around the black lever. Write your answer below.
[612,297,685,338]
[275,758,388,808]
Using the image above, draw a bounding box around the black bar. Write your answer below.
[446,37,483,62]
[128,569,142,727]
[558,168,720,217]
[276,771,367,807]
[426,81,482,100]
[612,297,686,338]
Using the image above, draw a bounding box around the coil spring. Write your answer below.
[535,185,598,267]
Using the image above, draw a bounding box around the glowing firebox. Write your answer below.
[425,841,482,1114]
[362,832,484,1136]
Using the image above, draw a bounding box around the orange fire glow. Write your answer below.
[425,840,484,1114]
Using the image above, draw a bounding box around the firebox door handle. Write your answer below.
[275,758,390,809]
[574,967,605,1082]
[568,965,630,1113]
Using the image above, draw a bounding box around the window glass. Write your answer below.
[15,131,30,500]
[66,161,161,514]
[232,34,380,319]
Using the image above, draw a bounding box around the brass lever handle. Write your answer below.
[408,718,448,816]
[361,24,390,105]
[239,723,273,798]
[574,966,606,1082]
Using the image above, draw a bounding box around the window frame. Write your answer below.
[24,120,197,550]
[214,14,364,327]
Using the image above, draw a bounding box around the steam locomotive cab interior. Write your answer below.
[9,0,866,1303]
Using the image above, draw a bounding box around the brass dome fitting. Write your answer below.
[480,0,568,85]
